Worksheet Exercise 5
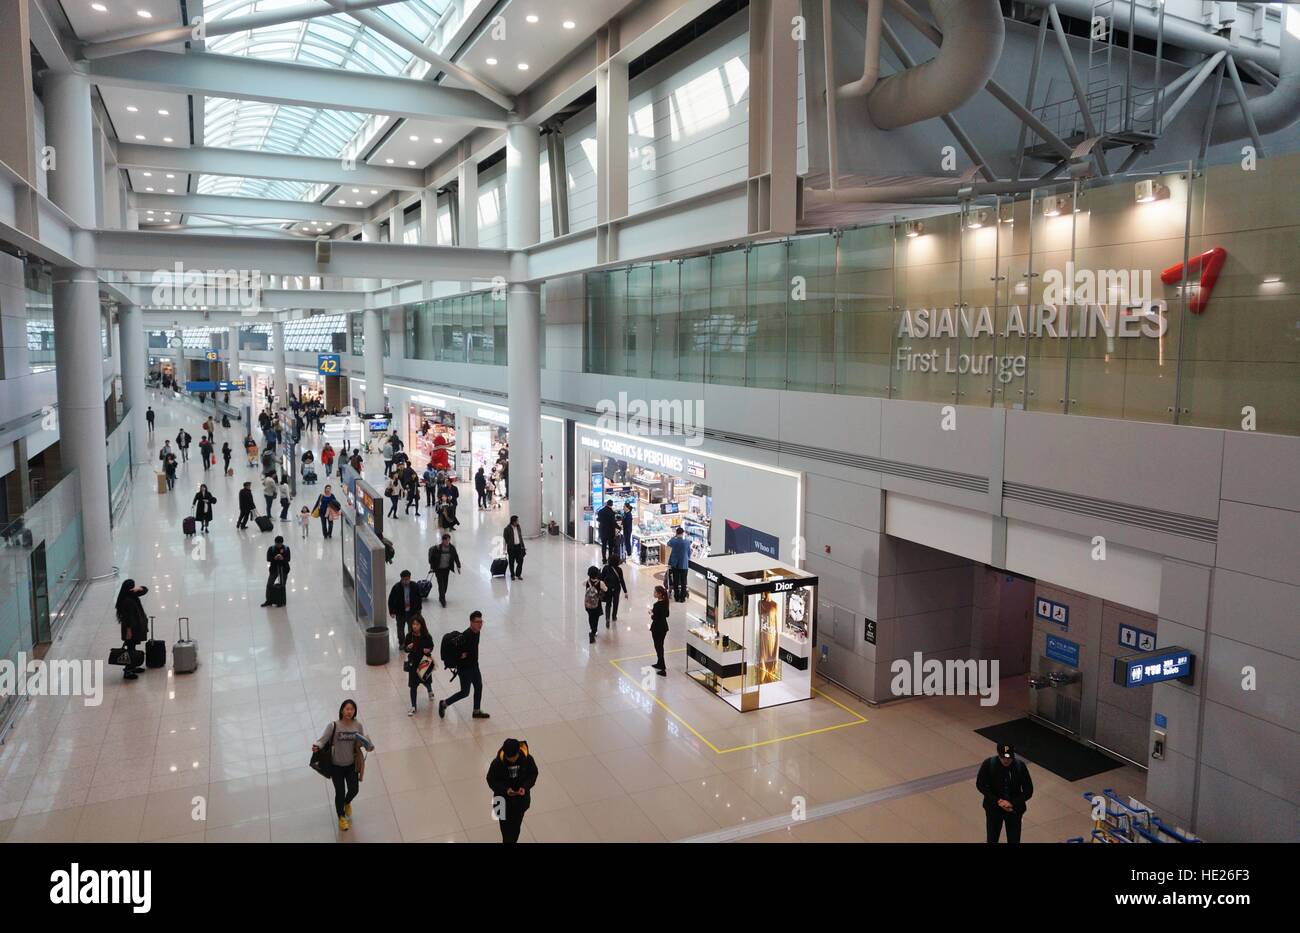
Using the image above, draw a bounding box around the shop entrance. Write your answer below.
[585,454,711,567]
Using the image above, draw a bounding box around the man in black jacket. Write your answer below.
[387,570,423,646]
[426,534,462,608]
[486,738,538,844]
[975,743,1034,843]
[261,537,291,606]
[439,611,489,720]
[237,482,256,529]
[596,499,617,562]
[503,515,525,580]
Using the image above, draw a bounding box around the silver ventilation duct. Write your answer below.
[864,0,1005,130]
[1212,4,1300,142]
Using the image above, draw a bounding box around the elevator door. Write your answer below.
[29,542,51,646]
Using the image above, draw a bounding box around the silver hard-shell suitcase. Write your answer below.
[173,616,198,674]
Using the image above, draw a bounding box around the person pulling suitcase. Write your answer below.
[262,536,291,607]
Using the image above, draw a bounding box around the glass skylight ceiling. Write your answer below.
[197,0,449,202]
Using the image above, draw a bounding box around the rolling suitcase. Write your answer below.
[490,557,509,577]
[145,616,166,669]
[265,580,286,608]
[255,514,274,533]
[173,617,198,674]
[182,516,197,536]
[156,472,167,494]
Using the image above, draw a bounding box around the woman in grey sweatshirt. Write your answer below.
[312,699,373,831]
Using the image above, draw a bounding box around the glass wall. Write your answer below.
[25,261,55,374]
[400,291,507,366]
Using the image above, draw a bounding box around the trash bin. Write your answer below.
[365,626,390,665]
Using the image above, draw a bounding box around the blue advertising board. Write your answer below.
[318,353,341,375]
[724,520,779,559]
[1115,647,1194,687]
[185,381,217,393]
[1045,634,1080,667]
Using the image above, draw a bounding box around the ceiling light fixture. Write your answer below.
[351,188,359,193]
[965,208,989,230]
[162,136,173,142]
[409,135,419,142]
[137,9,152,18]
[166,188,174,193]
[158,109,169,115]
[145,187,154,191]
[904,220,924,238]
[563,20,576,29]
[517,62,529,70]
[142,172,152,177]
[135,134,146,140]
[355,200,363,206]
[1134,179,1170,203]
[407,160,416,166]
[126,105,138,112]
[433,137,443,144]
[91,3,108,11]
[385,158,394,164]
[369,189,377,195]
[166,173,174,179]
[485,57,498,65]
[526,14,539,23]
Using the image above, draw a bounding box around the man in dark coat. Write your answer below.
[237,481,256,529]
[485,738,538,844]
[975,743,1034,843]
[596,499,617,562]
[387,570,423,647]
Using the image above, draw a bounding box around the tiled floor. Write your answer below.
[0,390,1146,843]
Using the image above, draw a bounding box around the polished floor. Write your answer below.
[0,390,1145,843]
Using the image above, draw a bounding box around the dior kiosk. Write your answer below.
[685,554,817,711]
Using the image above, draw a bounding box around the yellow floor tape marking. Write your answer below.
[610,650,867,755]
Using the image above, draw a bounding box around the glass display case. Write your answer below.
[684,554,817,711]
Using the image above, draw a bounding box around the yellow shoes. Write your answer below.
[338,816,350,831]
[344,803,352,818]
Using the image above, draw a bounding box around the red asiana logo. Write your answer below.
[1160,247,1226,314]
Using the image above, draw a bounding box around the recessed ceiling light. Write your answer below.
[385,158,394,164]
[137,9,152,18]
[338,198,347,204]
[354,200,363,206]
[91,3,108,12]
[166,173,174,179]
[158,109,169,115]
[145,187,154,191]
[369,189,377,194]
[407,160,416,166]
[142,172,152,177]
[351,187,359,193]
[166,188,175,193]
[563,20,576,29]
[433,137,443,144]
[126,105,138,112]
[162,136,173,142]
[135,134,145,140]
[526,14,539,24]
[517,62,529,71]
[408,135,419,142]
[485,57,498,66]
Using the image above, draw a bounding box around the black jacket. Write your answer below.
[192,491,216,521]
[452,627,480,667]
[596,505,617,538]
[117,587,149,643]
[388,580,423,616]
[239,488,256,512]
[486,742,538,805]
[600,563,627,596]
[503,523,524,550]
[475,470,486,492]
[975,756,1034,814]
[403,629,434,685]
[650,598,670,636]
[266,544,291,572]
[427,543,462,573]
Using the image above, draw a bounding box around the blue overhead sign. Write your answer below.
[1045,634,1080,668]
[204,350,220,362]
[1115,647,1195,687]
[185,381,217,392]
[318,353,341,375]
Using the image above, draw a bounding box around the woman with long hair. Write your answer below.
[115,579,150,680]
[312,699,373,832]
[403,616,435,715]
[192,484,216,533]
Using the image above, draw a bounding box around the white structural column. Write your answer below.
[506,120,542,537]
[362,308,385,414]
[118,303,149,464]
[595,23,629,264]
[456,146,478,248]
[46,71,114,578]
[228,324,241,389]
[272,319,288,408]
[419,188,438,244]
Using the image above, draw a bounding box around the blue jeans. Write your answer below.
[444,665,482,711]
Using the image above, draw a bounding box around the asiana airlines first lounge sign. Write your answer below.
[895,300,1168,383]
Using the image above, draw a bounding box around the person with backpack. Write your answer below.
[427,533,461,608]
[312,699,373,832]
[439,611,490,720]
[584,566,608,644]
[600,553,628,626]
[486,738,538,844]
[649,585,670,676]
[402,616,435,716]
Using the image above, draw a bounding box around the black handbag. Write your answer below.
[108,645,143,667]
[309,723,335,778]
